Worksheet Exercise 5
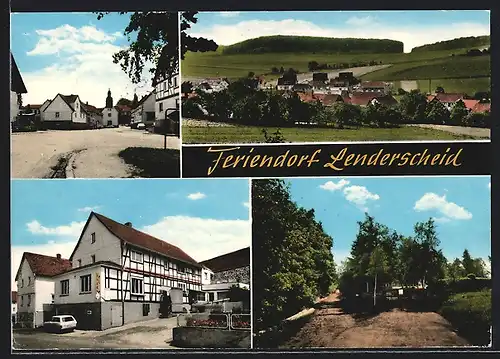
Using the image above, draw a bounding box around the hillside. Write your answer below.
[222,35,404,55]
[411,35,490,52]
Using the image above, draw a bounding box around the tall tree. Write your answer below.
[462,249,475,275]
[450,100,469,125]
[96,12,217,84]
[398,90,427,123]
[368,246,389,306]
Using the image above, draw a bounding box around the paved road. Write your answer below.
[13,317,179,350]
[280,292,470,348]
[11,127,181,178]
[408,124,490,139]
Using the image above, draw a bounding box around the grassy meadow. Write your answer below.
[182,125,477,144]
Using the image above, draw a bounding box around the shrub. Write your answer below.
[439,289,491,346]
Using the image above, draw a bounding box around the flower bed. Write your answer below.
[186,318,228,328]
[231,320,251,329]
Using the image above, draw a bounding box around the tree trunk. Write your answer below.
[373,273,377,308]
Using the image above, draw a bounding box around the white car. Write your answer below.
[44,315,77,333]
[137,123,146,130]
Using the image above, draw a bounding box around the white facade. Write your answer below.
[131,93,156,125]
[101,107,119,127]
[155,72,179,125]
[39,99,51,122]
[11,91,19,122]
[43,94,86,123]
[202,266,214,286]
[16,260,55,328]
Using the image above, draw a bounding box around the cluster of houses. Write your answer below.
[186,71,491,116]
[10,53,180,133]
[12,211,250,331]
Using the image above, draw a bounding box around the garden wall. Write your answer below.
[172,327,251,348]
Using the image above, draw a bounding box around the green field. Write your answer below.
[413,77,491,94]
[182,125,476,144]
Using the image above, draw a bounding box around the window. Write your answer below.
[178,266,185,274]
[80,275,91,293]
[210,274,214,281]
[91,255,96,263]
[21,279,24,288]
[27,294,31,307]
[55,112,60,118]
[78,259,82,267]
[28,276,31,285]
[174,77,177,87]
[159,102,163,112]
[60,280,69,296]
[131,277,144,295]
[130,251,143,263]
[143,303,150,316]
[20,295,23,306]
[63,317,74,322]
[108,113,111,117]
[208,292,214,301]
[204,273,208,280]
[91,232,96,244]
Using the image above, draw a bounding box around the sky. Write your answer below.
[283,176,491,271]
[11,179,251,290]
[188,10,490,53]
[11,12,155,107]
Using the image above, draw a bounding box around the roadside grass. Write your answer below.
[182,125,476,144]
[439,289,491,346]
[119,147,180,178]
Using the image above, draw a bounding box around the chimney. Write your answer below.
[56,253,61,259]
[124,222,132,227]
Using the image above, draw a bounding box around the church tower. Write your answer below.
[105,88,113,108]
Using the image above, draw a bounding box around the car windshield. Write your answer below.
[51,317,61,322]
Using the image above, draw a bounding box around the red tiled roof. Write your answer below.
[322,94,344,106]
[350,92,378,106]
[93,212,201,267]
[200,247,250,273]
[430,93,465,103]
[462,99,480,111]
[16,252,72,280]
[472,102,491,113]
[373,94,399,106]
[27,104,42,109]
[298,93,324,103]
[82,103,102,115]
[12,291,17,303]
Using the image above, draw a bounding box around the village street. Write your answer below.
[13,317,180,350]
[275,292,471,348]
[409,124,490,139]
[11,127,181,178]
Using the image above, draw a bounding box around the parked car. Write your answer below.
[43,315,77,333]
[137,123,146,130]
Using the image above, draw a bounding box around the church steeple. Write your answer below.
[106,88,113,108]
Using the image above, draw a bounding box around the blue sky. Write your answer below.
[11,12,153,106]
[284,176,491,266]
[11,179,251,288]
[188,10,490,52]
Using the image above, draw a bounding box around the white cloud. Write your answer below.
[189,19,489,53]
[414,193,472,221]
[187,192,206,200]
[433,216,452,224]
[346,16,375,26]
[19,24,154,106]
[12,215,250,289]
[140,216,251,262]
[78,206,101,212]
[242,201,250,208]
[26,220,86,237]
[319,179,350,191]
[218,11,241,18]
[342,185,380,212]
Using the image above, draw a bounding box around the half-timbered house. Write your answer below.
[51,212,203,330]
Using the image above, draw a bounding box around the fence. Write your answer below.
[177,313,250,331]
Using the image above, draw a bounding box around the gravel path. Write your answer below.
[281,292,470,349]
[407,124,490,139]
[11,127,180,178]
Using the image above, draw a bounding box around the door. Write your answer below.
[107,120,112,126]
[110,304,122,328]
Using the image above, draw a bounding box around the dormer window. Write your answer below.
[91,232,96,244]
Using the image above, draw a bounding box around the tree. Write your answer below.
[116,98,132,106]
[446,258,465,280]
[462,249,474,275]
[96,12,217,84]
[425,99,450,125]
[308,61,319,72]
[399,90,428,123]
[247,71,255,78]
[450,100,469,125]
[331,102,362,129]
[181,81,193,96]
[368,246,389,307]
[435,86,445,94]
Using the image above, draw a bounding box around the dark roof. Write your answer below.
[45,94,80,113]
[292,84,312,91]
[11,54,27,94]
[82,103,102,115]
[373,94,398,106]
[200,247,250,273]
[12,291,17,303]
[15,252,72,281]
[92,212,201,267]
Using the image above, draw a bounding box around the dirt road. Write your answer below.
[11,127,181,178]
[407,124,490,139]
[281,292,470,348]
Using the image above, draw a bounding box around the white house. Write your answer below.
[50,212,204,330]
[15,252,72,328]
[11,53,27,122]
[358,81,392,95]
[131,92,156,126]
[42,94,89,129]
[153,70,179,129]
[101,107,119,127]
